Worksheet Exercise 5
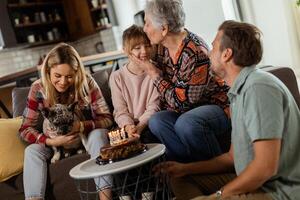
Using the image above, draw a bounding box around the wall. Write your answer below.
[182,0,225,46]
[239,0,300,78]
[285,0,300,78]
[112,0,139,32]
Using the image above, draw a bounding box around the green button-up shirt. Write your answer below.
[228,66,300,200]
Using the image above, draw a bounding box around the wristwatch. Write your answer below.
[216,188,223,199]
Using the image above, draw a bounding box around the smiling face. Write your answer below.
[143,13,165,45]
[50,63,76,93]
[128,43,152,61]
[123,25,153,64]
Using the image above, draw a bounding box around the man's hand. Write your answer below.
[153,161,188,178]
[129,54,161,79]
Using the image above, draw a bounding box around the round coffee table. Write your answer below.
[69,143,172,200]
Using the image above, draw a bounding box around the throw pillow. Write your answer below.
[0,117,26,182]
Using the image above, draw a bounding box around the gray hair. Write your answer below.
[145,0,185,33]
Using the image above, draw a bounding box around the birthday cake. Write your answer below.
[99,128,146,161]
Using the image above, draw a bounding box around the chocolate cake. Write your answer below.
[99,128,146,161]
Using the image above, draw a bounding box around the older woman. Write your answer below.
[20,43,113,200]
[131,0,231,162]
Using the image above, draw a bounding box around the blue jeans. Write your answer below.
[148,105,231,162]
[23,129,111,200]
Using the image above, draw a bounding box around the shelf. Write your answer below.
[23,38,65,47]
[14,20,65,28]
[8,2,62,8]
[95,24,112,31]
[6,0,69,46]
[90,4,107,12]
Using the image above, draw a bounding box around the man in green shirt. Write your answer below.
[155,20,300,200]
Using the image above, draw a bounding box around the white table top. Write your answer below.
[69,143,165,180]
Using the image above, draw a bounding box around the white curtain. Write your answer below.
[221,0,241,20]
[285,0,300,78]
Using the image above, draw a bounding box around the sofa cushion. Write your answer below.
[12,87,30,118]
[91,66,113,112]
[0,117,26,182]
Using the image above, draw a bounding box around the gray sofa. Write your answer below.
[0,65,299,200]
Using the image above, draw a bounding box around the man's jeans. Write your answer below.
[149,105,231,162]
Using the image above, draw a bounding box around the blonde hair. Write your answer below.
[41,43,89,105]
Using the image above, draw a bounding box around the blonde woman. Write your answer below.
[19,43,113,200]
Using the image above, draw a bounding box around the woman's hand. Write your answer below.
[45,134,80,147]
[153,161,188,178]
[124,124,140,138]
[129,54,161,79]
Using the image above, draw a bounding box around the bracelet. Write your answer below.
[79,121,84,133]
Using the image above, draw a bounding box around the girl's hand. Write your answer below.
[124,124,140,138]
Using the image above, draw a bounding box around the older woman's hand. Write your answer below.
[129,54,161,79]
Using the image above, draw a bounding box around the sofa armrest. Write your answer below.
[260,66,300,109]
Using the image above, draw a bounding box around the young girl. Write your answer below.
[109,25,160,141]
[20,43,113,200]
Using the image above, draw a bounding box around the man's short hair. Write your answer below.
[218,20,263,66]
